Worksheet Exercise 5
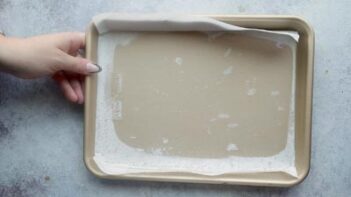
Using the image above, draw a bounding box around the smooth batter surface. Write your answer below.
[112,32,293,158]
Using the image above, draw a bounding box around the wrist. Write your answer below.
[0,35,10,65]
[0,36,22,74]
[0,35,9,67]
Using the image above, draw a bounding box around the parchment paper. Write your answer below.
[92,14,298,177]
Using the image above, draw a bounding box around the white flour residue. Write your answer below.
[224,48,232,57]
[247,88,256,96]
[217,113,230,119]
[175,57,183,65]
[150,148,165,156]
[246,78,257,96]
[223,66,233,75]
[93,30,297,177]
[227,144,239,151]
[162,138,169,144]
[113,74,123,93]
[111,100,122,120]
[227,123,239,129]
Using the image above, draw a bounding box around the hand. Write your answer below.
[0,32,101,104]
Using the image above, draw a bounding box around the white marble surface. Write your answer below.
[0,0,350,196]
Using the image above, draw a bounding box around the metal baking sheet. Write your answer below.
[84,15,314,187]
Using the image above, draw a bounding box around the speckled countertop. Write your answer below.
[0,0,350,196]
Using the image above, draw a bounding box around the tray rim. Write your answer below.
[84,15,314,187]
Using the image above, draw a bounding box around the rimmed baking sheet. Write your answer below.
[84,14,314,187]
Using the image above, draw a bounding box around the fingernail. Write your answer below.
[87,63,102,73]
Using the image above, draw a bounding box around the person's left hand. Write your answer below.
[0,32,101,104]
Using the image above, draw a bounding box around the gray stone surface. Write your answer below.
[0,0,350,196]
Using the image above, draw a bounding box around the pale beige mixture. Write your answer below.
[111,32,293,158]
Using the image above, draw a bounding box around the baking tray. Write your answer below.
[84,15,314,187]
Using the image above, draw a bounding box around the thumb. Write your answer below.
[59,54,101,75]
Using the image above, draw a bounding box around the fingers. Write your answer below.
[76,32,85,48]
[53,72,85,104]
[54,73,76,103]
[67,32,85,55]
[58,54,101,75]
[51,32,101,77]
[55,32,86,54]
[70,78,84,104]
